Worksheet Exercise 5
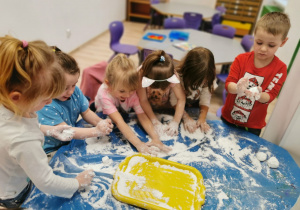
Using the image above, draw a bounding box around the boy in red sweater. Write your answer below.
[221,12,291,136]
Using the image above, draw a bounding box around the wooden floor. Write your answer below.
[70,21,277,135]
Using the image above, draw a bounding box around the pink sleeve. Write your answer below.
[130,93,144,114]
[98,87,118,115]
[101,97,118,115]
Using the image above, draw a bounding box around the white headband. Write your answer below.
[142,74,180,88]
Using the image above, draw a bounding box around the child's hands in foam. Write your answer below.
[95,119,113,136]
[196,119,210,133]
[46,125,74,141]
[152,119,164,136]
[136,142,160,156]
[183,116,197,133]
[245,86,262,100]
[146,140,172,153]
[76,169,95,189]
[236,77,249,95]
[165,121,179,136]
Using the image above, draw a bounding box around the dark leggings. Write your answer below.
[221,116,261,136]
[0,181,32,209]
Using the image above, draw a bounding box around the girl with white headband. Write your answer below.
[137,50,186,137]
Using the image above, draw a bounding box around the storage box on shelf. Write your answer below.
[216,0,262,35]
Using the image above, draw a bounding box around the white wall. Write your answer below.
[275,0,300,66]
[0,0,126,52]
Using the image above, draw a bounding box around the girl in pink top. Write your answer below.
[137,50,186,137]
[95,54,170,155]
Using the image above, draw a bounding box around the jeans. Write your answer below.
[0,181,32,209]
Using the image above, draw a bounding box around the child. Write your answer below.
[0,36,94,208]
[172,47,217,134]
[221,12,290,136]
[137,50,186,136]
[94,54,170,155]
[37,47,113,155]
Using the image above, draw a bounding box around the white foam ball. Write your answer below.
[256,152,267,162]
[102,156,111,164]
[267,157,279,168]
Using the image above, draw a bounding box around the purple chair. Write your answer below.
[108,21,139,62]
[201,12,222,32]
[183,12,203,30]
[211,13,222,28]
[216,74,228,104]
[216,105,223,117]
[216,6,226,15]
[241,34,254,52]
[164,17,186,29]
[212,24,236,39]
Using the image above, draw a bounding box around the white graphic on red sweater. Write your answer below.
[235,95,253,110]
[266,73,283,93]
[232,73,264,123]
[231,106,249,123]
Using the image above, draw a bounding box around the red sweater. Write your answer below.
[222,51,287,129]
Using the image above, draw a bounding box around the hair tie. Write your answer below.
[22,40,28,48]
[160,55,165,62]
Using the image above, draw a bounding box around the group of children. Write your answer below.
[0,12,290,208]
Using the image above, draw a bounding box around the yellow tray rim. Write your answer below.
[112,153,206,210]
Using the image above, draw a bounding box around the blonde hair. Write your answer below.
[254,12,291,40]
[105,54,138,91]
[0,36,66,116]
[141,50,174,90]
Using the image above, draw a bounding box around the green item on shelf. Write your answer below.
[261,5,283,17]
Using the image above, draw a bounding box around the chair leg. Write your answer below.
[222,88,227,104]
[108,52,118,63]
[138,50,142,65]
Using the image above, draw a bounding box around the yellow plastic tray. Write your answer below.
[112,153,205,209]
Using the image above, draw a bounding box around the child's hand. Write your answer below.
[196,119,210,133]
[146,140,172,153]
[152,119,164,136]
[236,77,249,95]
[76,169,95,189]
[183,116,197,133]
[165,121,179,136]
[245,86,262,100]
[46,125,74,141]
[95,119,113,136]
[136,142,159,156]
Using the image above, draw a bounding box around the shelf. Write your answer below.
[127,0,151,21]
